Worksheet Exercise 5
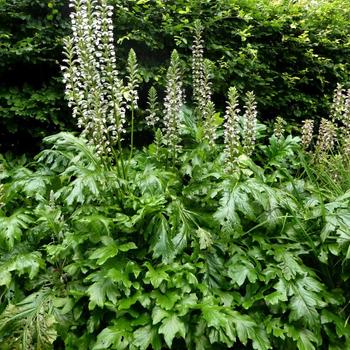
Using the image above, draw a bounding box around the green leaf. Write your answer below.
[0,251,43,287]
[0,270,11,287]
[214,180,254,232]
[0,289,59,349]
[149,214,174,261]
[152,306,169,325]
[151,290,181,310]
[65,177,85,205]
[89,244,119,265]
[321,310,350,338]
[265,290,288,305]
[119,242,137,252]
[133,325,162,350]
[118,292,141,310]
[227,255,258,287]
[144,263,169,288]
[276,252,306,281]
[88,238,137,265]
[79,215,112,235]
[264,317,286,339]
[176,293,198,315]
[158,314,186,348]
[289,277,324,327]
[87,281,109,309]
[197,227,213,250]
[250,326,272,350]
[107,267,132,289]
[201,305,236,344]
[230,310,271,350]
[231,312,256,345]
[0,211,32,250]
[21,174,48,199]
[286,325,319,350]
[86,271,120,309]
[64,166,102,206]
[93,320,133,350]
[11,251,43,278]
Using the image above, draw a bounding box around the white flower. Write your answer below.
[62,0,127,156]
[162,50,184,159]
[224,87,241,172]
[242,91,257,156]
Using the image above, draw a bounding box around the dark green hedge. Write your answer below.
[1,0,350,152]
[0,0,70,152]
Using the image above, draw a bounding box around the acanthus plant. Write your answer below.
[303,83,350,160]
[300,83,350,189]
[191,20,218,147]
[1,1,350,350]
[162,49,185,165]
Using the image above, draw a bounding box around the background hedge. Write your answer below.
[1,0,350,152]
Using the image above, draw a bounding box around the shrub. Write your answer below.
[1,0,350,151]
[1,2,350,349]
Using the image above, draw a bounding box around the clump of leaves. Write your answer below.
[1,1,350,350]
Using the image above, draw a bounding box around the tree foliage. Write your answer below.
[1,0,350,151]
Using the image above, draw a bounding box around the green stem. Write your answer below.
[117,138,126,180]
[172,145,176,169]
[126,106,135,178]
[125,106,135,178]
[130,106,135,159]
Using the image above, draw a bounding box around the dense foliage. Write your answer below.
[1,1,350,349]
[1,0,350,151]
[0,0,70,151]
[2,111,350,349]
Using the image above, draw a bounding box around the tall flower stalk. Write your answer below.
[203,101,217,147]
[62,0,126,171]
[341,90,350,158]
[242,91,258,156]
[301,119,314,151]
[330,83,345,124]
[224,87,241,172]
[146,86,160,131]
[125,48,140,162]
[97,0,125,149]
[327,84,350,157]
[191,21,217,146]
[192,20,205,113]
[273,116,286,139]
[201,61,218,146]
[316,118,336,160]
[342,89,350,131]
[163,50,184,166]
